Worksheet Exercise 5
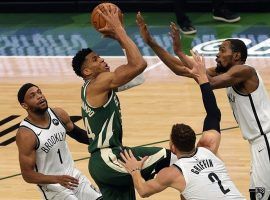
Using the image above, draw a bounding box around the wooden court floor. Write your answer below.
[1,56,269,200]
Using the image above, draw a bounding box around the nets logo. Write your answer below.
[192,38,270,57]
[52,118,59,126]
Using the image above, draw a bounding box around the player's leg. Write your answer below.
[95,181,136,200]
[75,172,102,200]
[89,148,137,200]
[130,146,174,180]
[250,135,270,200]
[50,189,78,200]
[38,185,78,200]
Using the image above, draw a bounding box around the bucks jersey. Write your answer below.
[226,71,270,141]
[19,108,74,177]
[174,147,245,200]
[81,80,123,153]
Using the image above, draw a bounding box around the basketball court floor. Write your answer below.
[1,12,270,199]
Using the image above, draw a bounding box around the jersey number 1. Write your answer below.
[208,172,230,194]
[57,149,63,164]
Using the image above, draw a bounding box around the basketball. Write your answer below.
[91,3,122,30]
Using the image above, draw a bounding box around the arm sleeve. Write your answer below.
[67,124,90,145]
[200,82,221,133]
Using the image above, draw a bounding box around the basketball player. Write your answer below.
[119,53,246,200]
[71,5,194,200]
[16,83,102,200]
[137,14,270,200]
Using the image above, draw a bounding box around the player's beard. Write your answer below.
[215,64,229,74]
[34,100,48,115]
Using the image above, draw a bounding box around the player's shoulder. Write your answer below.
[50,107,69,123]
[157,166,183,184]
[93,72,114,84]
[16,126,37,146]
[230,64,255,74]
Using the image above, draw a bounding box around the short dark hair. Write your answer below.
[72,48,93,77]
[17,83,38,104]
[225,39,247,62]
[170,123,196,152]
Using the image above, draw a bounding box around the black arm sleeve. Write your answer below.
[200,82,221,133]
[67,124,90,145]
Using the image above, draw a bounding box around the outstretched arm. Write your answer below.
[189,51,221,154]
[170,22,196,70]
[119,149,184,198]
[137,13,194,77]
[207,65,254,89]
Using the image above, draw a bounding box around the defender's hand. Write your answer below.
[136,12,154,44]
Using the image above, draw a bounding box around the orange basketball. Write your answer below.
[91,2,122,31]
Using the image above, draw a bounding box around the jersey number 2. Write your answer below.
[208,172,230,194]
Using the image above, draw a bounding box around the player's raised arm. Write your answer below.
[189,50,221,154]
[136,12,194,78]
[169,22,196,70]
[97,6,147,90]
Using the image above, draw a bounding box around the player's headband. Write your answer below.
[17,83,38,103]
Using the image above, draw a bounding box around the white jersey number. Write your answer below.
[84,117,95,140]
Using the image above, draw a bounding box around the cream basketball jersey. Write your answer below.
[174,147,245,200]
[19,108,74,176]
[226,71,270,140]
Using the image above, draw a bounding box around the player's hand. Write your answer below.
[97,4,125,39]
[119,149,148,174]
[169,22,183,54]
[136,12,154,44]
[189,50,208,83]
[56,175,79,190]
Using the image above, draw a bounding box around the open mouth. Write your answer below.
[105,64,110,70]
[38,99,46,105]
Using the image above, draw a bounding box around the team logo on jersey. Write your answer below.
[255,187,265,200]
[227,93,235,103]
[52,119,59,126]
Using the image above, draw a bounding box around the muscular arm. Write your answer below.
[190,52,221,154]
[16,127,58,184]
[53,108,90,145]
[147,39,193,77]
[131,167,184,198]
[208,65,254,89]
[16,127,79,187]
[136,13,192,77]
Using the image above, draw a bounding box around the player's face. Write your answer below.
[22,86,48,115]
[215,41,234,73]
[84,52,110,74]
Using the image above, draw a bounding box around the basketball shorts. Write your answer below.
[249,133,270,200]
[89,146,169,200]
[38,168,102,200]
